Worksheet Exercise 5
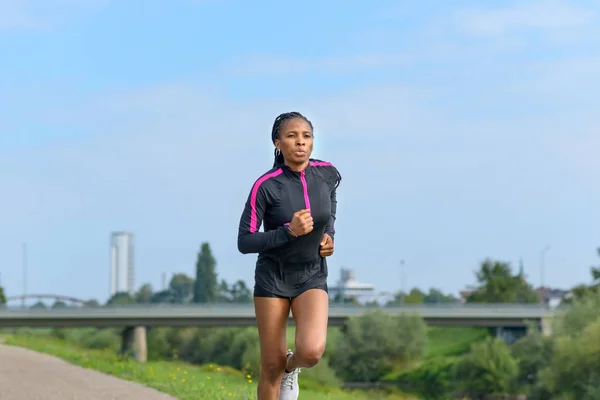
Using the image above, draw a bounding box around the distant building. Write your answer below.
[459,286,478,303]
[110,232,135,296]
[536,287,569,308]
[329,268,375,303]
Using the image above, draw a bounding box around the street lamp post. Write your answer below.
[22,243,28,309]
[400,260,405,304]
[540,245,551,304]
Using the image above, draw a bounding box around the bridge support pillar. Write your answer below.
[541,317,553,336]
[121,326,147,362]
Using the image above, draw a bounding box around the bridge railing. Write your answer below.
[0,302,557,316]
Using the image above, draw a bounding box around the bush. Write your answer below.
[510,323,552,389]
[168,327,260,374]
[84,329,120,351]
[330,310,427,382]
[300,356,342,390]
[538,316,600,399]
[240,338,261,376]
[453,337,519,398]
[221,327,260,372]
[523,290,600,399]
[166,327,197,359]
[147,327,173,360]
[396,356,459,399]
[50,327,120,351]
[552,292,600,338]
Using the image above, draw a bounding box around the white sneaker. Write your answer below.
[279,349,300,400]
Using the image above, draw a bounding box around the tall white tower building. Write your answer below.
[110,232,135,296]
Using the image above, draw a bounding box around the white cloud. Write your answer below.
[0,0,44,30]
[501,56,600,106]
[455,0,596,36]
[225,53,413,77]
[226,1,597,79]
[0,0,106,31]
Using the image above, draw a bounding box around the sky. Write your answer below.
[1,0,600,304]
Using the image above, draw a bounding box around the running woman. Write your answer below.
[237,111,341,400]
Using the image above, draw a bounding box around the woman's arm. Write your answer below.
[324,187,337,241]
[237,183,294,254]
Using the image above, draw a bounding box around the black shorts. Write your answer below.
[253,282,328,301]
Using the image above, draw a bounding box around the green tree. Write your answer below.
[364,299,380,307]
[106,291,135,306]
[404,288,425,304]
[217,279,230,302]
[511,323,553,389]
[214,279,251,303]
[385,291,407,306]
[331,310,427,382]
[0,286,6,305]
[83,299,100,307]
[453,337,519,396]
[151,290,178,304]
[387,288,457,306]
[169,274,195,302]
[135,283,153,303]
[229,280,252,303]
[30,301,46,309]
[467,259,538,303]
[52,300,68,308]
[193,242,218,303]
[424,288,457,304]
[592,247,600,280]
[536,291,600,399]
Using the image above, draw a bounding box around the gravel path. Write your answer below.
[0,344,176,400]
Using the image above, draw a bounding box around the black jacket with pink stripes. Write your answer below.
[237,159,341,266]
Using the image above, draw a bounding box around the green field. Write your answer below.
[424,326,489,358]
[379,326,489,382]
[285,326,487,359]
[3,335,417,400]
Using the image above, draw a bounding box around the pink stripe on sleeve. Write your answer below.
[249,169,282,232]
[309,161,333,167]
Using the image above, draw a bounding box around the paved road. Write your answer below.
[0,344,176,400]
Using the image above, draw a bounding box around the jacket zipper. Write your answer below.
[300,170,311,210]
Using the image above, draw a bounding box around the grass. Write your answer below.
[4,334,417,400]
[285,325,488,359]
[381,326,489,382]
[424,326,489,358]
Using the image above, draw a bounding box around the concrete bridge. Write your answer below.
[0,303,557,362]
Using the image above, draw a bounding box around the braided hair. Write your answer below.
[271,111,314,167]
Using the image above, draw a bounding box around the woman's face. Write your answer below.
[275,118,313,167]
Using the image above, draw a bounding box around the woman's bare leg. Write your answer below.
[287,288,329,370]
[254,297,291,400]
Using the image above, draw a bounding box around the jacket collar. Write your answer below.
[280,159,313,178]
